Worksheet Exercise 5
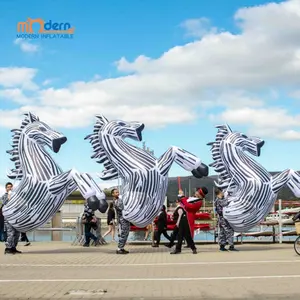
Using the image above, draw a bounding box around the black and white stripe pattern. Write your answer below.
[85,115,205,228]
[208,124,300,232]
[3,112,106,232]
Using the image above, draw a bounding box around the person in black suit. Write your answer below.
[169,197,197,254]
[152,205,171,247]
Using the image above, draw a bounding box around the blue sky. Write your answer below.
[0,0,300,191]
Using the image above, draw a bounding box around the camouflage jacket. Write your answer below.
[214,196,228,217]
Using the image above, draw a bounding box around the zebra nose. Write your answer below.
[61,137,67,144]
[52,137,67,153]
[257,140,265,147]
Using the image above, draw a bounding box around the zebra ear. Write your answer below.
[95,115,109,125]
[225,124,232,133]
[25,112,39,123]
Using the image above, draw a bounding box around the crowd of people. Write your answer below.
[81,186,239,254]
[1,182,238,255]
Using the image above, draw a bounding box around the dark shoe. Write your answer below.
[192,249,197,254]
[12,248,22,254]
[165,243,173,248]
[83,243,90,247]
[170,249,181,254]
[116,249,129,254]
[219,245,228,251]
[229,246,239,251]
[152,244,159,247]
[24,242,31,246]
[93,239,100,246]
[4,248,15,255]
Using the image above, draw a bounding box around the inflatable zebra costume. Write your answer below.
[85,115,209,229]
[208,124,300,232]
[2,112,108,234]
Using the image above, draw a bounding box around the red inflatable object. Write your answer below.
[152,212,211,223]
[152,211,211,232]
[130,222,211,232]
[195,212,211,220]
[130,210,212,232]
[130,226,147,231]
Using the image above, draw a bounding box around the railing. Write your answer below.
[28,199,300,244]
[31,227,75,242]
[30,211,76,241]
[71,216,106,246]
[230,199,300,244]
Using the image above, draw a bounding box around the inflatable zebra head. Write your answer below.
[85,115,145,141]
[89,115,145,141]
[7,112,67,179]
[225,132,265,157]
[222,129,265,157]
[20,112,67,152]
[85,115,146,180]
[208,124,266,193]
[208,124,265,163]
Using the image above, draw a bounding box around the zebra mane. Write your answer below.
[6,112,40,180]
[84,115,118,179]
[207,124,235,191]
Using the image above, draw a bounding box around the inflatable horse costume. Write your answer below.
[208,124,300,232]
[85,115,209,228]
[3,112,107,232]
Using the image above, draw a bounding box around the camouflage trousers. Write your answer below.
[117,217,130,249]
[218,216,234,246]
[4,221,20,249]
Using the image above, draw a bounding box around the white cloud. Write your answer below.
[92,74,101,81]
[0,67,38,90]
[0,109,24,128]
[210,106,300,140]
[0,88,31,104]
[289,90,300,99]
[214,107,300,129]
[14,38,40,53]
[203,90,265,109]
[42,79,52,86]
[97,179,119,190]
[1,0,300,139]
[180,17,219,38]
[0,104,194,129]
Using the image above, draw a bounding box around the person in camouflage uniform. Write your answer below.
[112,188,130,254]
[1,182,22,254]
[214,187,238,252]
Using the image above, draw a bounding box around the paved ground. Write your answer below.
[0,241,300,299]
